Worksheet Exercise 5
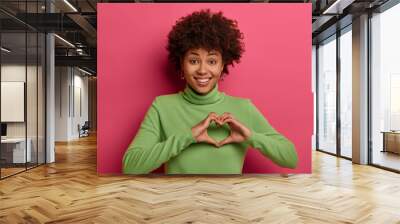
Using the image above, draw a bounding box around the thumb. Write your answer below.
[205,138,219,147]
[218,135,233,147]
[204,135,219,148]
[205,113,218,125]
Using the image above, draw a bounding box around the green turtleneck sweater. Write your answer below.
[122,85,298,174]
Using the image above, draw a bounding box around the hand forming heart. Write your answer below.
[191,112,252,148]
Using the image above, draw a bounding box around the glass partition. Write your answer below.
[0,1,46,179]
[371,3,400,171]
[317,35,337,154]
[27,30,38,169]
[339,26,352,158]
[1,30,28,177]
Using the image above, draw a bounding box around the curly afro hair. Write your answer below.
[167,9,245,77]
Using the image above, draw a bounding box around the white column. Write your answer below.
[46,0,55,163]
[46,33,55,163]
[352,14,369,164]
[312,45,316,150]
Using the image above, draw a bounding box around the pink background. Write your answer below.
[97,3,312,174]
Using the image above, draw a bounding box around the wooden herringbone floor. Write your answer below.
[1,134,400,224]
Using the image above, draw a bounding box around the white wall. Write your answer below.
[1,65,42,137]
[1,65,26,131]
[55,66,69,141]
[72,73,89,138]
[1,64,46,164]
[55,66,89,141]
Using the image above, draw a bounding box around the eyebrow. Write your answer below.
[188,51,218,56]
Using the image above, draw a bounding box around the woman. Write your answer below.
[122,9,298,174]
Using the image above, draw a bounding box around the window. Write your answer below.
[317,35,337,154]
[340,27,352,158]
[371,2,400,171]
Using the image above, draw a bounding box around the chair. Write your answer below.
[79,121,90,138]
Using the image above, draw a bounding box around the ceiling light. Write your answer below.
[1,47,11,53]
[54,34,75,48]
[63,0,78,12]
[78,67,93,76]
[322,0,355,14]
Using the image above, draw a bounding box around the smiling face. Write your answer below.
[181,48,225,95]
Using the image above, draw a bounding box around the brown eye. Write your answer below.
[208,60,217,65]
[189,59,199,64]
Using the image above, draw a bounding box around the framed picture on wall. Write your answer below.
[1,81,25,122]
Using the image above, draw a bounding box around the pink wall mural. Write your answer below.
[98,3,312,174]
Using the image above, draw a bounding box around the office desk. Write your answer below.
[381,131,400,154]
[1,138,32,163]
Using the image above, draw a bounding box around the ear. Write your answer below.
[220,63,225,76]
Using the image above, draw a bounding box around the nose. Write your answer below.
[197,62,207,75]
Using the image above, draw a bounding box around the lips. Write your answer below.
[194,77,212,86]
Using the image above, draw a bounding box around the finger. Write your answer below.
[226,118,247,134]
[217,114,227,125]
[220,112,230,121]
[207,115,218,125]
[215,116,223,126]
[224,117,245,129]
[221,112,234,119]
[218,135,233,147]
[206,112,218,121]
[213,116,224,126]
[220,113,235,124]
[205,112,218,125]
[204,136,219,147]
[222,118,236,126]
[210,116,221,127]
[207,112,218,118]
[210,114,221,125]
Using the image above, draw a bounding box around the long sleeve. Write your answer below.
[122,99,196,174]
[245,100,298,169]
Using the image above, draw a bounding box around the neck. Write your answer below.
[188,85,211,96]
[181,84,224,105]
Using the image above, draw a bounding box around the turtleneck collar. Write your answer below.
[181,84,224,105]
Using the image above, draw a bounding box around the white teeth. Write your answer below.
[195,77,211,86]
